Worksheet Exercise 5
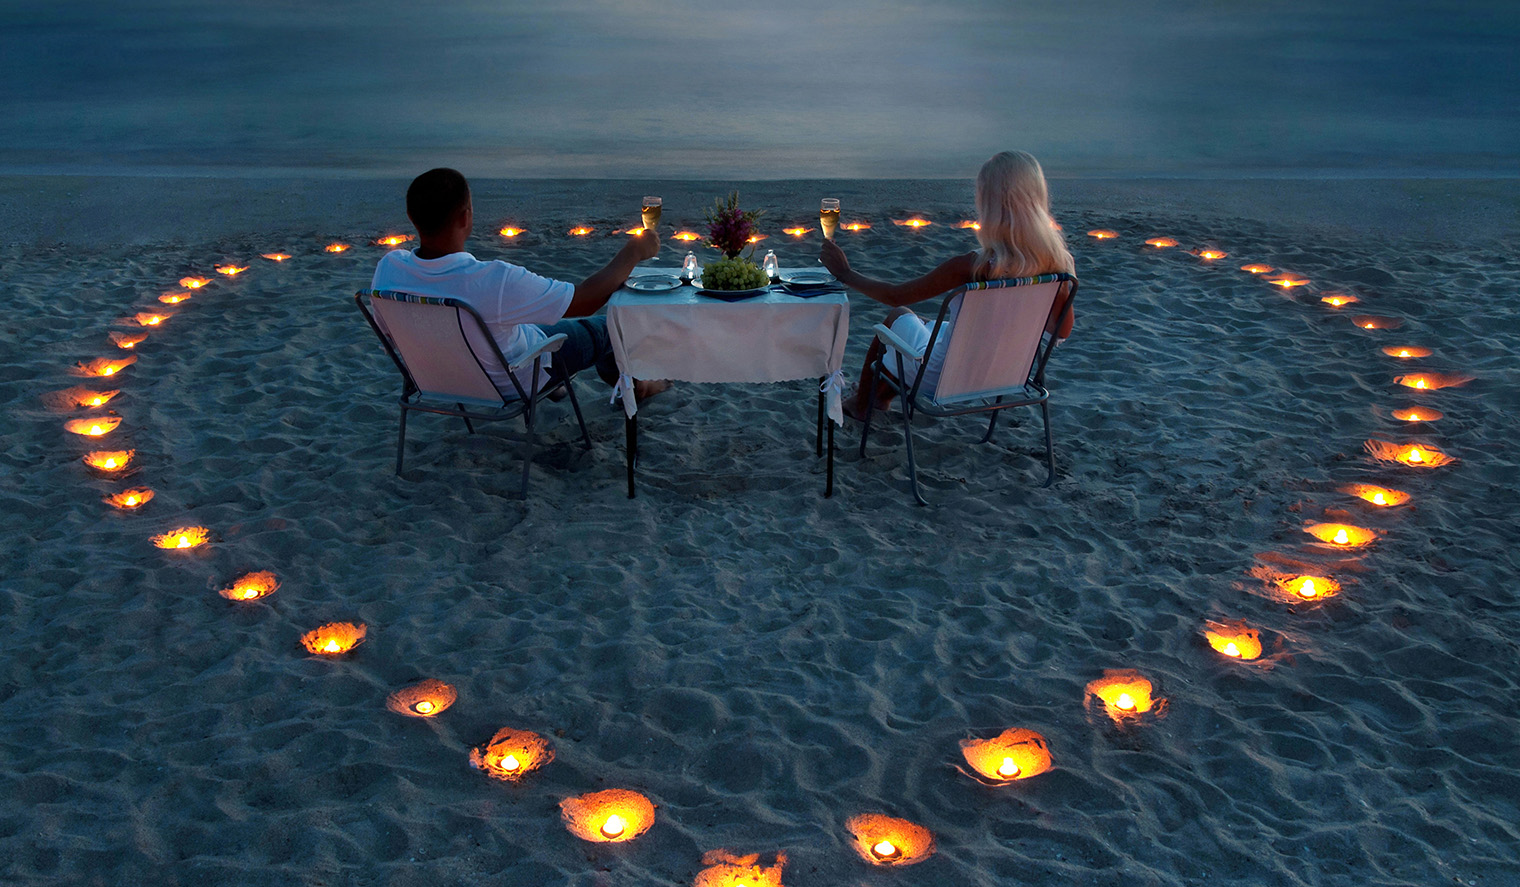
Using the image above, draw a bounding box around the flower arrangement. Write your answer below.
[706,192,764,259]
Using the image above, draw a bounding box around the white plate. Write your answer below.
[779,271,836,287]
[626,275,683,293]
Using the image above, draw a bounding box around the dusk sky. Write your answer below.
[3,0,1515,177]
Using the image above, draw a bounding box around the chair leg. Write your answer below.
[825,418,835,498]
[858,362,878,459]
[518,397,537,499]
[562,376,592,450]
[900,383,928,507]
[395,408,409,475]
[1040,401,1056,487]
[458,406,475,435]
[625,414,638,499]
[981,410,1000,444]
[816,387,824,457]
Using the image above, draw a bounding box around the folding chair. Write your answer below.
[858,273,1077,505]
[355,290,591,497]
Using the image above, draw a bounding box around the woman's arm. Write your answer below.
[819,240,976,308]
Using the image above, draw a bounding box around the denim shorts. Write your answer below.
[540,317,618,382]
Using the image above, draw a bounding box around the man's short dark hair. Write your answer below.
[406,168,470,236]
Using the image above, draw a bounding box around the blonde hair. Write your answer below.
[973,151,1074,280]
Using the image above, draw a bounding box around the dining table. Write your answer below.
[606,266,850,498]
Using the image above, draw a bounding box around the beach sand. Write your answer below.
[2,176,1518,886]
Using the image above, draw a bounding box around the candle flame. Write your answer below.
[746,234,768,243]
[152,527,211,550]
[694,850,788,887]
[1266,276,1309,288]
[375,234,412,246]
[671,230,703,241]
[179,277,211,289]
[568,226,594,236]
[65,416,121,437]
[104,488,153,509]
[842,221,872,231]
[1392,406,1443,422]
[324,243,350,253]
[50,386,120,409]
[1115,693,1136,710]
[219,570,281,602]
[1320,294,1358,307]
[83,450,133,471]
[959,727,1052,782]
[1194,249,1228,260]
[1394,372,1472,391]
[385,679,456,717]
[1204,620,1263,660]
[1087,229,1119,239]
[1144,237,1178,248]
[109,331,148,348]
[1085,670,1161,721]
[1342,483,1410,507]
[560,789,656,843]
[845,814,934,866]
[498,226,524,238]
[782,226,814,236]
[215,265,248,276]
[1240,264,1274,274]
[134,312,170,327]
[1382,346,1431,359]
[892,218,933,228]
[300,621,366,652]
[261,253,290,262]
[1304,522,1376,548]
[957,220,981,230]
[1365,439,1455,468]
[1351,314,1402,330]
[469,727,554,781]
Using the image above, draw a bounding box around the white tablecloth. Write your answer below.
[607,268,850,424]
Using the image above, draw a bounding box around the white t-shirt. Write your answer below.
[372,250,574,393]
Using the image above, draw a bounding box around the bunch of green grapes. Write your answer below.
[700,257,770,290]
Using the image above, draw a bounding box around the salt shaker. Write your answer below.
[682,251,699,282]
[762,250,779,281]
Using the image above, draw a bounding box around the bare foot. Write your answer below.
[633,379,671,401]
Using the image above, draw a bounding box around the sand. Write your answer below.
[2,175,1518,886]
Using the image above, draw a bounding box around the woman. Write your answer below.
[820,151,1076,419]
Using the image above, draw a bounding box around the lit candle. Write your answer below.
[600,815,627,839]
[498,227,524,238]
[325,243,350,253]
[1114,693,1136,711]
[1240,264,1273,274]
[872,840,900,860]
[500,754,521,773]
[414,700,435,715]
[997,757,1020,778]
[1087,229,1118,239]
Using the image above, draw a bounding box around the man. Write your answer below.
[372,167,667,399]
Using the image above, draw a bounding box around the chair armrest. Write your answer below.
[506,333,568,370]
[873,323,925,361]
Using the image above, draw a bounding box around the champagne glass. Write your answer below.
[641,196,662,232]
[819,198,840,240]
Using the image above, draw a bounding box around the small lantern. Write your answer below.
[109,331,148,349]
[301,622,367,653]
[1085,669,1163,723]
[179,277,211,289]
[559,789,656,843]
[957,220,981,230]
[1303,521,1376,548]
[1340,483,1410,507]
[104,488,153,509]
[1392,406,1443,422]
[892,218,932,228]
[1365,439,1455,468]
[842,221,872,231]
[261,253,291,262]
[83,449,133,472]
[567,226,594,236]
[386,679,456,717]
[1193,249,1228,260]
[47,386,119,410]
[1086,229,1118,239]
[1351,315,1401,330]
[1240,264,1273,274]
[782,226,814,236]
[1382,346,1431,359]
[694,850,787,887]
[1250,565,1343,603]
[215,265,248,276]
[845,814,934,866]
[65,416,121,437]
[1203,619,1262,660]
[1320,294,1358,308]
[746,234,768,244]
[498,226,524,238]
[324,243,350,253]
[1265,275,1309,288]
[75,355,137,377]
[220,570,281,602]
[1144,237,1178,248]
[375,234,412,247]
[159,292,191,304]
[152,527,210,550]
[469,727,554,782]
[133,312,171,327]
[1394,372,1471,391]
[959,727,1052,783]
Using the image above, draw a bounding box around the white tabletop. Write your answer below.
[607,267,850,424]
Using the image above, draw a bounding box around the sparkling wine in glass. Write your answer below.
[819,198,840,240]
[641,196,662,231]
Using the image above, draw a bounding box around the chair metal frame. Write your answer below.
[355,289,592,497]
[858,273,1078,505]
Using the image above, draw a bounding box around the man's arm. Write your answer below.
[564,229,661,317]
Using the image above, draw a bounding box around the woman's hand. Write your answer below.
[819,238,850,278]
